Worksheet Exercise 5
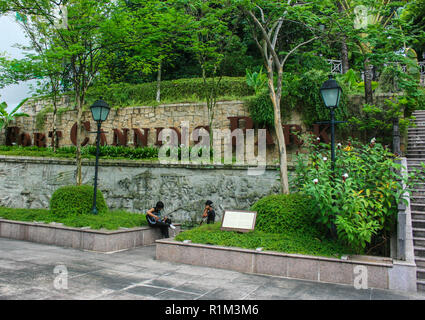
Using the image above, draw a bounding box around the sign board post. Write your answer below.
[221,210,257,233]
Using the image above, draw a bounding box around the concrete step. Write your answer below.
[407,147,425,150]
[413,219,425,229]
[411,196,425,203]
[408,183,425,190]
[412,211,425,220]
[408,140,425,145]
[414,237,425,247]
[407,154,425,159]
[411,203,425,211]
[415,257,425,268]
[407,146,425,151]
[413,189,425,197]
[406,158,425,163]
[417,268,425,280]
[418,280,425,292]
[415,247,425,257]
[413,228,425,238]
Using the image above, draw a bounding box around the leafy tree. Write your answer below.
[337,0,415,105]
[234,0,330,194]
[0,100,29,144]
[0,9,67,151]
[100,0,195,102]
[2,0,130,185]
[182,0,236,150]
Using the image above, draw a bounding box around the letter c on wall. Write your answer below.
[70,121,90,146]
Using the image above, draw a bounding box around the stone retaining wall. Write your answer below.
[0,156,283,223]
[10,99,308,164]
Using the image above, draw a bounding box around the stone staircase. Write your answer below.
[407,110,425,292]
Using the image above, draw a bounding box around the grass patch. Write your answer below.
[0,207,148,230]
[175,223,355,258]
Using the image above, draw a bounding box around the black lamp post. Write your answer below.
[90,99,110,214]
[319,76,343,171]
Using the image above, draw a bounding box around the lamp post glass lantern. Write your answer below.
[90,99,110,214]
[319,77,343,170]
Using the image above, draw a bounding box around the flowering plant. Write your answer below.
[293,134,422,253]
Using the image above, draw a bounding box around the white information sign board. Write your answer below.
[221,210,257,233]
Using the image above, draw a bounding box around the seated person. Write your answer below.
[201,200,216,225]
[146,201,175,238]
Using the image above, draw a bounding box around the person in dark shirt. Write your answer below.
[146,201,175,238]
[201,200,216,225]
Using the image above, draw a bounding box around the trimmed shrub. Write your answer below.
[85,77,253,107]
[251,193,316,234]
[50,185,108,217]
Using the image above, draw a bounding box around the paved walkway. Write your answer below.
[1,238,425,300]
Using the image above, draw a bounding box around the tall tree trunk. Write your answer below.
[52,100,57,152]
[337,1,350,73]
[75,92,83,186]
[156,60,162,103]
[364,58,374,105]
[341,38,349,74]
[267,65,289,194]
[51,81,58,152]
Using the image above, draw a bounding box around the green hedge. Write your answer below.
[85,77,253,107]
[250,193,316,234]
[50,185,108,217]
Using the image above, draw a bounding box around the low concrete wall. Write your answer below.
[0,218,181,253]
[156,239,416,292]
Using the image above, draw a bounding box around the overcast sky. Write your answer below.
[0,13,36,112]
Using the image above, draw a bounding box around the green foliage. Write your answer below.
[246,69,350,129]
[246,90,274,128]
[293,135,421,252]
[289,69,347,126]
[86,77,253,108]
[245,67,267,95]
[175,222,354,258]
[50,185,108,218]
[251,193,316,234]
[0,145,159,160]
[349,97,415,145]
[336,69,379,95]
[0,99,29,131]
[0,207,148,230]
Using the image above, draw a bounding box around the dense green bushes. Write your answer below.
[251,193,316,234]
[50,185,108,217]
[245,69,348,129]
[292,135,419,253]
[85,77,253,107]
[175,192,354,257]
[0,145,159,160]
[58,145,159,159]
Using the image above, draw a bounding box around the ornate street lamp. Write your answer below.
[320,76,343,170]
[90,99,110,214]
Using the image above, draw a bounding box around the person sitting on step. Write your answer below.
[146,201,175,238]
